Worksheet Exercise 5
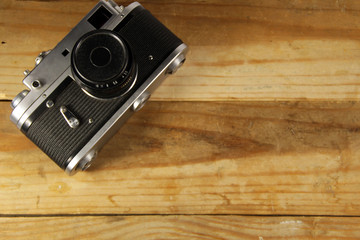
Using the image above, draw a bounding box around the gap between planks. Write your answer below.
[1,214,360,218]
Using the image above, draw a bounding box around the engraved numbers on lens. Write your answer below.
[71,30,136,99]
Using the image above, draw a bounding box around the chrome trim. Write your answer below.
[10,1,141,129]
[16,68,72,129]
[66,43,188,175]
[9,0,187,176]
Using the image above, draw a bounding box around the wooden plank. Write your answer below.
[1,215,360,240]
[1,101,360,215]
[2,0,360,101]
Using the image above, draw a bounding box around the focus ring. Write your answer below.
[71,29,136,99]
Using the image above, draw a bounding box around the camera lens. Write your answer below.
[90,47,111,67]
[71,30,136,99]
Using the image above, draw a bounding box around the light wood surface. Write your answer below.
[2,0,360,239]
[1,0,360,101]
[1,101,360,215]
[1,216,360,240]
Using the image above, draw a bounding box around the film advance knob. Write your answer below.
[166,54,186,74]
[132,92,151,112]
[77,150,98,171]
[11,90,29,109]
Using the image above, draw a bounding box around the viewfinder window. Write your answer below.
[88,6,113,29]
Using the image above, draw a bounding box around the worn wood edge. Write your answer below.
[1,215,360,240]
[1,101,360,215]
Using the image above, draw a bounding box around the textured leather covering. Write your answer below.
[26,8,183,169]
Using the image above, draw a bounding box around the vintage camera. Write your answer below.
[10,1,188,175]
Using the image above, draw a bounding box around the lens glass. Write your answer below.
[71,30,136,99]
[73,31,127,83]
[90,47,111,67]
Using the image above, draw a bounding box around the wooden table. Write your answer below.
[1,0,360,239]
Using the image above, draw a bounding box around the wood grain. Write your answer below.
[1,100,360,215]
[3,0,360,238]
[1,215,360,240]
[2,0,360,100]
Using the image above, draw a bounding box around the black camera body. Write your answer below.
[10,1,188,175]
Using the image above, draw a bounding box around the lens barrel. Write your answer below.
[71,30,136,99]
